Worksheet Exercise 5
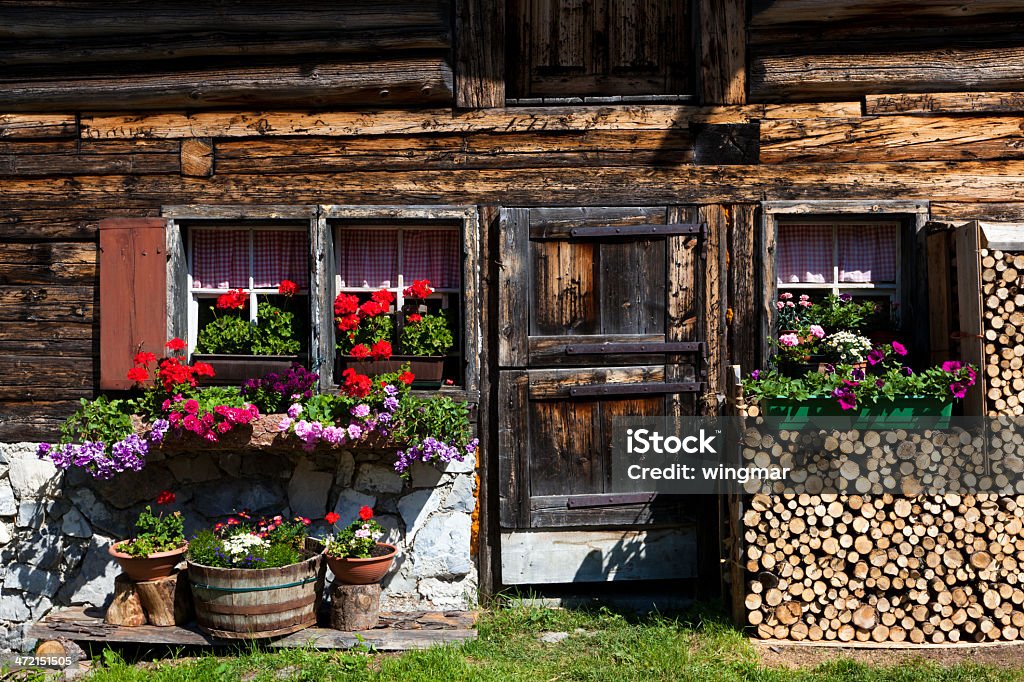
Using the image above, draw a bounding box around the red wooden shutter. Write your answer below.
[99,218,167,390]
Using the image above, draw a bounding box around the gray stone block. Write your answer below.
[411,513,472,579]
[3,564,61,597]
[287,461,333,521]
[331,489,376,527]
[8,455,59,501]
[353,464,404,494]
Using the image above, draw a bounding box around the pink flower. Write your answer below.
[779,333,800,347]
[779,292,793,300]
[942,361,963,373]
[891,341,907,356]
[867,348,885,366]
[950,382,968,399]
[776,301,785,310]
[786,301,795,308]
[809,325,825,339]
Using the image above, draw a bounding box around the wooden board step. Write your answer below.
[29,606,477,651]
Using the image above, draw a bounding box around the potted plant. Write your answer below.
[193,280,304,384]
[108,491,187,582]
[745,341,978,429]
[186,512,322,639]
[322,506,396,584]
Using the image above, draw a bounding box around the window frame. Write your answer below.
[164,205,481,402]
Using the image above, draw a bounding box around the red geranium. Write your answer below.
[371,340,392,360]
[192,361,216,378]
[358,505,373,521]
[156,490,176,505]
[126,367,149,383]
[359,300,385,318]
[342,368,372,398]
[371,289,395,306]
[158,356,196,391]
[406,313,422,324]
[216,289,248,310]
[133,351,156,366]
[399,371,415,385]
[350,344,371,359]
[334,293,359,316]
[336,314,360,332]
[166,338,187,352]
[325,512,340,525]
[278,279,299,296]
[403,279,434,299]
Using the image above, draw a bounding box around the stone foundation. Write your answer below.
[0,440,478,652]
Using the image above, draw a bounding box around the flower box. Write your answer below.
[761,397,953,430]
[192,354,301,386]
[336,354,445,389]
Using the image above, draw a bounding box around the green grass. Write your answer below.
[12,604,1024,681]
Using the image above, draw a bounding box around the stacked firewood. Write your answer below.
[744,493,1024,643]
[981,249,1024,416]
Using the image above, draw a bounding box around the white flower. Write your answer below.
[222,533,269,557]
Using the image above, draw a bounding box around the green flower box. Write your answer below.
[761,397,953,430]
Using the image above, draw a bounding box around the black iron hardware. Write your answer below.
[568,382,705,397]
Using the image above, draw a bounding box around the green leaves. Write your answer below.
[197,300,301,355]
[400,313,454,356]
[60,396,134,446]
[123,506,185,558]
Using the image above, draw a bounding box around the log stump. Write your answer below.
[136,570,193,626]
[104,573,146,626]
[330,582,381,630]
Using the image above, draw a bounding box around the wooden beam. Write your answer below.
[454,0,504,108]
[750,0,1024,27]
[761,116,1024,163]
[751,46,1024,101]
[728,205,758,373]
[698,0,746,104]
[698,205,726,413]
[0,139,179,176]
[866,91,1024,115]
[179,138,213,178]
[80,105,763,139]
[0,113,75,139]
[0,58,453,111]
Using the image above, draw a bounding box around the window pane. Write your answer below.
[776,225,832,284]
[401,229,461,289]
[192,229,248,289]
[252,230,309,289]
[337,229,398,288]
[838,224,898,283]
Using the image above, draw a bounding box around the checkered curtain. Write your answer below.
[402,230,461,289]
[838,225,897,283]
[192,229,248,289]
[337,229,399,287]
[253,230,309,289]
[776,225,832,284]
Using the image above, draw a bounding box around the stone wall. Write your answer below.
[0,440,478,652]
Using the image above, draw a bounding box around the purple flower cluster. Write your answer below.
[395,437,479,475]
[37,432,151,480]
[278,387,402,450]
[241,363,318,412]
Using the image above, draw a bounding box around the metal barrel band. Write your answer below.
[190,576,317,593]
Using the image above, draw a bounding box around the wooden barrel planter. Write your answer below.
[187,542,324,639]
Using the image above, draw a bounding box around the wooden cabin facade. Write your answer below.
[4,0,1024,638]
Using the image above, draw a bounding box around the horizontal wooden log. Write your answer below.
[0,210,158,240]
[751,46,1024,101]
[527,366,665,399]
[0,1,449,39]
[761,103,862,118]
[0,113,75,139]
[932,202,1024,222]
[0,29,450,67]
[0,354,91,386]
[0,58,453,111]
[751,0,1024,27]
[750,17,1024,50]
[761,116,1024,163]
[0,286,93,322]
[214,130,694,173]
[80,105,764,139]
[0,321,94,356]
[867,92,1024,115]
[0,139,180,175]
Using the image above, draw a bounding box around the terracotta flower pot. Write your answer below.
[325,543,397,585]
[109,541,188,582]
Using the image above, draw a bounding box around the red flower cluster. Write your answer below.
[166,338,187,352]
[127,367,149,383]
[134,351,157,366]
[127,338,216,390]
[404,279,434,299]
[399,371,415,385]
[334,288,394,334]
[371,289,395,306]
[156,490,176,505]
[325,512,340,525]
[371,340,392,360]
[342,368,372,398]
[216,289,247,310]
[358,505,374,521]
[406,313,422,324]
[334,293,359,315]
[278,279,298,297]
[359,300,386,317]
[351,344,371,359]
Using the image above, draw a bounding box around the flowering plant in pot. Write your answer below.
[108,491,187,582]
[186,512,322,639]
[321,506,396,584]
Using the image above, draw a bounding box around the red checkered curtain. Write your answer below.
[776,225,832,284]
[337,229,398,287]
[253,230,309,289]
[191,229,248,289]
[402,230,461,289]
[838,224,897,283]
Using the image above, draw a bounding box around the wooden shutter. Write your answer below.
[99,218,167,389]
[507,0,692,98]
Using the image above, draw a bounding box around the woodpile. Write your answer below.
[980,249,1024,416]
[744,493,1024,643]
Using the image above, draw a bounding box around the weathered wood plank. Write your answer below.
[761,116,1024,163]
[926,225,954,365]
[761,102,863,118]
[728,205,758,373]
[526,366,665,399]
[0,139,180,175]
[0,321,94,356]
[955,221,985,416]
[932,202,1024,222]
[698,205,725,413]
[698,0,746,105]
[529,494,694,527]
[0,286,93,322]
[0,355,91,385]
[501,528,698,583]
[763,199,930,215]
[667,205,700,419]
[750,0,1024,27]
[80,105,763,139]
[455,0,503,108]
[866,91,1024,115]
[751,47,1024,101]
[528,333,665,365]
[497,370,528,528]
[0,209,159,240]
[180,138,213,178]
[0,113,76,139]
[0,58,453,111]
[0,401,78,441]
[213,130,694,174]
[497,208,529,368]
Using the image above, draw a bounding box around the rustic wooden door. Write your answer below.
[497,207,707,582]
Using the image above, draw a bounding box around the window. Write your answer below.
[776,220,901,309]
[186,225,310,356]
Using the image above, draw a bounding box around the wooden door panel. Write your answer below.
[530,240,599,336]
[528,399,602,496]
[599,238,666,334]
